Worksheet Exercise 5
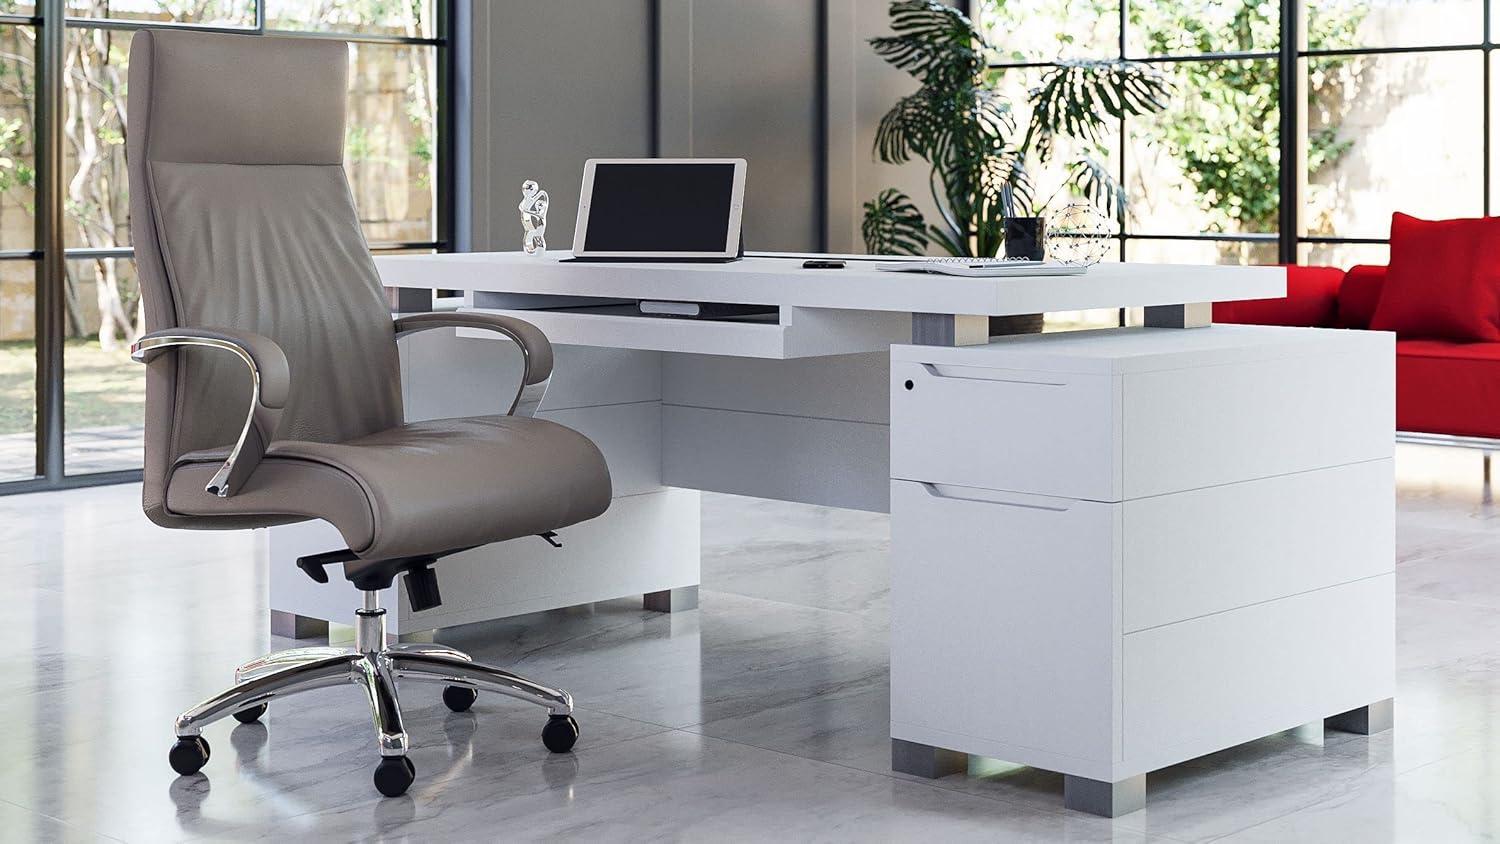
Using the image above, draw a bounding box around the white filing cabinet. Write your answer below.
[887,325,1395,817]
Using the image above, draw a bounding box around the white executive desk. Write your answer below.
[271,251,1283,628]
[269,253,1396,817]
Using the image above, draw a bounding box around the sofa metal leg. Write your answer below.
[890,738,966,779]
[1064,774,1147,817]
[1484,452,1492,504]
[1325,698,1394,735]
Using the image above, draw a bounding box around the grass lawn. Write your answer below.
[0,339,145,436]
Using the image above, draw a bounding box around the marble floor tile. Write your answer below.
[254,730,1158,843]
[1398,538,1500,610]
[0,797,116,843]
[700,492,890,616]
[435,589,890,732]
[1217,748,1500,842]
[0,441,1498,841]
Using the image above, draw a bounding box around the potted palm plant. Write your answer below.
[862,0,1169,333]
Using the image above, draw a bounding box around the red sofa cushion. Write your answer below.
[1337,265,1386,329]
[1370,213,1500,341]
[1213,265,1340,327]
[1396,340,1500,439]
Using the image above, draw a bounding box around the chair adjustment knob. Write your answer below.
[404,564,443,612]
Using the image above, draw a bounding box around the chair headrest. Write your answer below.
[129,29,348,166]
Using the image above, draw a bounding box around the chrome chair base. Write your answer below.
[167,591,578,797]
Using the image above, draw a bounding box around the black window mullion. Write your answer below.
[36,0,65,481]
[1278,0,1299,263]
[1485,0,1492,217]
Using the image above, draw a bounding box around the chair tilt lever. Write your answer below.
[296,548,360,584]
[294,547,456,611]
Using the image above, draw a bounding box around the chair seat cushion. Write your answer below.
[165,416,612,559]
[1394,339,1500,439]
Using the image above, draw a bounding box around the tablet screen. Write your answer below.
[581,162,738,254]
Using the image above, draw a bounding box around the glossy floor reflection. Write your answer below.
[1,443,1497,841]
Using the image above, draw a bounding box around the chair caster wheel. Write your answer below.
[169,735,211,776]
[542,714,579,753]
[442,685,478,713]
[373,756,416,797]
[232,702,268,724]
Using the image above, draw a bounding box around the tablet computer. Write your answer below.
[572,158,747,261]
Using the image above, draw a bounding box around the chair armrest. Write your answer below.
[394,312,554,417]
[1336,265,1386,329]
[130,327,289,498]
[1212,265,1344,328]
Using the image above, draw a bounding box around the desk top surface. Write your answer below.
[375,251,1285,317]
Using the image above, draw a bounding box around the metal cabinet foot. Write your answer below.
[644,586,699,613]
[1325,698,1394,735]
[270,610,329,640]
[1063,773,1147,817]
[890,738,966,779]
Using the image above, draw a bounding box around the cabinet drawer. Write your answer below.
[889,479,1119,763]
[1123,575,1393,770]
[890,360,1119,501]
[890,330,1393,500]
[1123,459,1393,631]
[1120,349,1393,498]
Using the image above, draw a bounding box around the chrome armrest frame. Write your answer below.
[394,319,550,418]
[129,335,265,498]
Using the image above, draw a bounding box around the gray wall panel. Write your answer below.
[826,0,947,254]
[467,0,655,251]
[463,0,932,257]
[657,0,823,252]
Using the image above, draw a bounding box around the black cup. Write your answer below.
[1003,217,1046,261]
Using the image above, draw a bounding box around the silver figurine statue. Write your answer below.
[519,179,549,254]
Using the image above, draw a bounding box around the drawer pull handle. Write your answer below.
[918,364,1066,386]
[919,482,1070,512]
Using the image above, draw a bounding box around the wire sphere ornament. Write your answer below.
[1044,203,1113,266]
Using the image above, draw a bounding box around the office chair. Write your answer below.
[126,30,612,797]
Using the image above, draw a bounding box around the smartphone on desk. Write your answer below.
[802,259,846,269]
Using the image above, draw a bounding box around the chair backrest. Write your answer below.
[128,30,404,525]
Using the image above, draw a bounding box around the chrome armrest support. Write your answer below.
[393,312,554,418]
[130,327,289,498]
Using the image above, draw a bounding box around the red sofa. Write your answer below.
[1214,265,1500,441]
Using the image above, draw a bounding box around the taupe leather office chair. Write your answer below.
[127,30,612,797]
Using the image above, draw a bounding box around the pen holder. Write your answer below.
[1003,217,1046,261]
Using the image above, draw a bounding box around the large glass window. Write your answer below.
[977,0,1491,269]
[0,1,451,490]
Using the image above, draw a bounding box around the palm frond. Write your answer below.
[1065,155,1127,219]
[870,0,985,87]
[1024,59,1171,161]
[862,188,931,255]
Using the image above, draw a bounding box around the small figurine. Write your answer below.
[519,179,549,254]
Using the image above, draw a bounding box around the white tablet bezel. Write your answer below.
[572,158,747,260]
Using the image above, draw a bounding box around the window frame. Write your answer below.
[972,0,1493,264]
[2,0,455,494]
